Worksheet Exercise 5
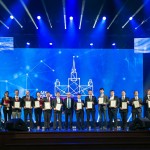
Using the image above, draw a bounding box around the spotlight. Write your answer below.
[112,43,116,46]
[49,42,53,45]
[90,43,93,46]
[129,17,133,20]
[69,16,73,21]
[26,42,30,45]
[37,16,41,20]
[102,16,106,20]
[10,15,14,19]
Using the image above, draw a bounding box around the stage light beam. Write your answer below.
[0,0,23,28]
[62,0,67,29]
[79,0,85,29]
[20,0,38,29]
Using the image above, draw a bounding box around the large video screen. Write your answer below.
[0,48,143,122]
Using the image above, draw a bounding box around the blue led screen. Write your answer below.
[0,48,143,122]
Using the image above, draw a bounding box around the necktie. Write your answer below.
[67,98,71,108]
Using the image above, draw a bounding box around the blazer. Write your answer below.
[85,95,97,111]
[119,97,129,113]
[130,97,142,113]
[98,95,108,110]
[63,97,74,111]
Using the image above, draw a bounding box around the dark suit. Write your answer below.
[63,97,74,129]
[119,97,129,130]
[52,97,63,130]
[108,96,119,130]
[85,95,97,129]
[34,97,44,128]
[74,99,84,130]
[22,96,34,128]
[130,97,142,121]
[11,96,22,119]
[143,95,150,120]
[98,95,108,128]
[1,96,12,122]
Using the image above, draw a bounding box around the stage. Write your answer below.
[0,128,150,150]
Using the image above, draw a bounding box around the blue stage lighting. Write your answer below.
[102,16,106,20]
[69,16,73,21]
[37,16,41,20]
[26,42,30,45]
[112,43,116,46]
[129,17,133,20]
[49,43,53,45]
[90,43,93,46]
[10,15,14,19]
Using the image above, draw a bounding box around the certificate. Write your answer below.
[56,103,62,111]
[25,101,31,108]
[98,98,104,104]
[77,102,82,110]
[122,102,127,109]
[133,101,140,108]
[148,101,150,108]
[87,101,93,109]
[110,100,116,107]
[14,101,20,108]
[44,102,51,110]
[35,101,40,108]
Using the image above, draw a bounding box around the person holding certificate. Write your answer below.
[1,91,12,123]
[119,90,129,130]
[52,91,63,130]
[130,90,142,121]
[11,89,22,119]
[85,89,97,129]
[64,92,75,130]
[98,88,108,130]
[143,89,150,120]
[34,91,44,130]
[108,90,119,131]
[22,90,34,129]
[43,91,53,130]
[74,93,84,130]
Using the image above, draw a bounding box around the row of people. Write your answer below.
[0,88,150,131]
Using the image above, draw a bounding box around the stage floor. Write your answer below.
[1,127,150,150]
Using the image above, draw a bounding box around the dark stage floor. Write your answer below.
[1,126,150,150]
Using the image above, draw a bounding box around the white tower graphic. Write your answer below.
[54,56,93,96]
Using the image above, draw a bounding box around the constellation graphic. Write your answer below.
[54,56,93,96]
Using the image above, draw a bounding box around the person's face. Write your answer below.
[100,89,104,94]
[15,90,19,96]
[37,92,41,97]
[26,91,30,96]
[5,92,9,97]
[110,91,114,96]
[121,91,126,96]
[46,92,50,97]
[67,93,71,98]
[77,95,81,99]
[134,91,138,96]
[88,91,92,95]
[56,92,60,97]
[147,90,150,95]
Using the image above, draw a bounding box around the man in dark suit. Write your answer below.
[63,92,74,130]
[52,91,63,130]
[108,90,119,131]
[22,90,34,129]
[11,89,22,119]
[85,89,97,129]
[143,89,150,120]
[74,93,84,130]
[130,90,142,121]
[98,88,108,130]
[42,91,53,130]
[119,90,130,130]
